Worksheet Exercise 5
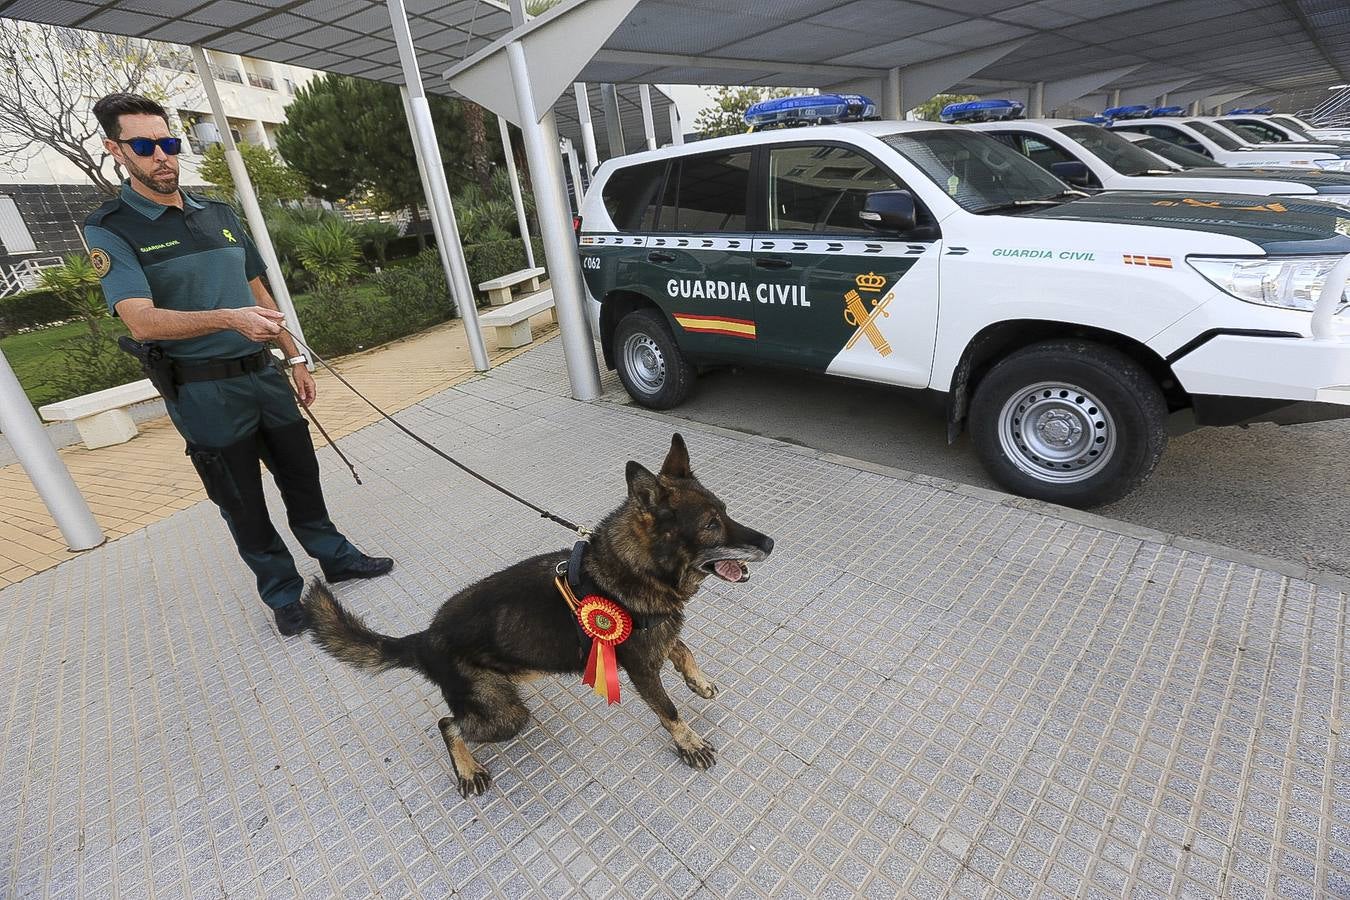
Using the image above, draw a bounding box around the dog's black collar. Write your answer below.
[565,540,669,633]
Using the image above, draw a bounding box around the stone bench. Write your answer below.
[478,267,545,306]
[478,290,556,349]
[38,379,161,449]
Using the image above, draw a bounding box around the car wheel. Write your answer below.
[968,340,1167,508]
[613,308,695,409]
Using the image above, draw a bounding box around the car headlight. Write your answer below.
[1188,255,1350,313]
[1313,159,1350,171]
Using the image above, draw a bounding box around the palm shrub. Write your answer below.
[38,256,139,398]
[294,217,361,290]
[354,220,400,266]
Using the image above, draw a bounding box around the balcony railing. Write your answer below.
[246,72,277,91]
[211,65,243,84]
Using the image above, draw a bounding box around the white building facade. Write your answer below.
[0,36,320,281]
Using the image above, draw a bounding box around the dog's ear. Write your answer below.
[660,432,692,480]
[626,460,664,509]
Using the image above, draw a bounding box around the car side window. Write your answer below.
[767,144,906,235]
[602,160,667,232]
[1142,125,1208,156]
[1021,135,1077,169]
[654,151,752,232]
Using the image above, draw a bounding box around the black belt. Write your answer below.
[173,350,271,384]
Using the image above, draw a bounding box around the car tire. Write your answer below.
[968,340,1167,508]
[613,308,695,409]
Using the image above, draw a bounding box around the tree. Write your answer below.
[198,142,308,204]
[692,86,800,139]
[911,93,980,122]
[0,21,195,194]
[275,74,500,244]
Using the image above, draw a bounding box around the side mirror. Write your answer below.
[860,190,917,233]
[1050,160,1092,187]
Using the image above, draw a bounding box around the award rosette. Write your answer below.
[578,595,633,704]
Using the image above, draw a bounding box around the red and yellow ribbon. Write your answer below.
[578,596,633,704]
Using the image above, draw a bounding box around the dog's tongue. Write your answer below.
[714,560,747,583]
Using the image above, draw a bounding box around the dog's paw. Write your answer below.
[456,767,492,798]
[685,676,719,699]
[677,741,717,770]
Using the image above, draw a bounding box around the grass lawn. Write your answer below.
[1,319,130,409]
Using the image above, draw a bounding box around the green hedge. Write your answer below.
[0,289,68,337]
[462,237,545,292]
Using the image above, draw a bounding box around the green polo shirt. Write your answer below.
[84,181,268,362]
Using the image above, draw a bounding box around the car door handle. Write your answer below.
[647,251,675,263]
[755,257,792,270]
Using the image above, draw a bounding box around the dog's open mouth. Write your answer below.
[702,558,751,583]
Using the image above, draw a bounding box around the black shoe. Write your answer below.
[273,600,310,636]
[324,554,394,584]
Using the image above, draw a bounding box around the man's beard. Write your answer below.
[129,160,178,196]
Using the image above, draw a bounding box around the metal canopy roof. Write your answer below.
[582,0,1348,102]
[0,0,1341,132]
[0,0,670,156]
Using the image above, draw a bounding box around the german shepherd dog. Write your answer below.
[306,434,774,796]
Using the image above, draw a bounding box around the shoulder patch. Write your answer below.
[90,248,111,278]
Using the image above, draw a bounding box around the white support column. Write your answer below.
[1189,99,1201,115]
[0,351,103,551]
[563,137,584,210]
[386,0,490,371]
[599,82,625,157]
[191,46,310,356]
[497,115,536,270]
[1111,88,1122,108]
[506,41,601,401]
[639,84,657,151]
[667,102,683,145]
[1159,92,1169,106]
[574,83,601,172]
[1031,81,1045,118]
[398,85,435,244]
[884,67,902,119]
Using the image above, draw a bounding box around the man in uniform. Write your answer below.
[84,92,392,636]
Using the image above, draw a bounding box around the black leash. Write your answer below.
[269,355,364,485]
[277,325,585,535]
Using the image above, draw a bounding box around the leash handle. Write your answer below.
[277,325,585,535]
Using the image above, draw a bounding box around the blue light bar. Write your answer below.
[1104,104,1153,120]
[743,93,877,129]
[1150,106,1186,117]
[1226,106,1274,115]
[1077,115,1111,125]
[939,98,1024,123]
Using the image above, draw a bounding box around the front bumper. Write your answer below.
[1171,333,1350,425]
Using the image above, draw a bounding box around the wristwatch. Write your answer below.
[285,354,308,367]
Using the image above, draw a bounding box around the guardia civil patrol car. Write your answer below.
[577,94,1350,508]
[967,116,1350,208]
[1108,114,1350,168]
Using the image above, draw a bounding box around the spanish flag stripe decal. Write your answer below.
[673,313,757,339]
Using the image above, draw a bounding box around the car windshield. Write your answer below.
[1056,124,1172,175]
[1185,120,1245,150]
[1133,136,1223,168]
[1270,115,1316,140]
[1219,121,1275,143]
[881,128,1071,213]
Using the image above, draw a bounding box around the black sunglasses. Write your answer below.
[115,137,183,157]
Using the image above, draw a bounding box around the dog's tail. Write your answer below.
[304,580,423,674]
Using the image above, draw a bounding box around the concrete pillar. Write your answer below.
[496,115,536,270]
[884,67,903,119]
[191,46,310,356]
[506,42,602,401]
[1031,81,1045,118]
[1111,89,1122,108]
[0,351,103,551]
[385,0,490,371]
[668,102,684,145]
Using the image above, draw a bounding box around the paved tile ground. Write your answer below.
[0,314,556,588]
[1,339,1345,899]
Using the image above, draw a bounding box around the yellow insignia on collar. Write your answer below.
[90,248,111,278]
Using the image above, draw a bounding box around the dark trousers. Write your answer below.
[165,364,362,609]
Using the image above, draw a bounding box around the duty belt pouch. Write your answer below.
[117,336,178,403]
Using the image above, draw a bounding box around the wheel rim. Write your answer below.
[997,381,1117,484]
[622,331,666,395]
